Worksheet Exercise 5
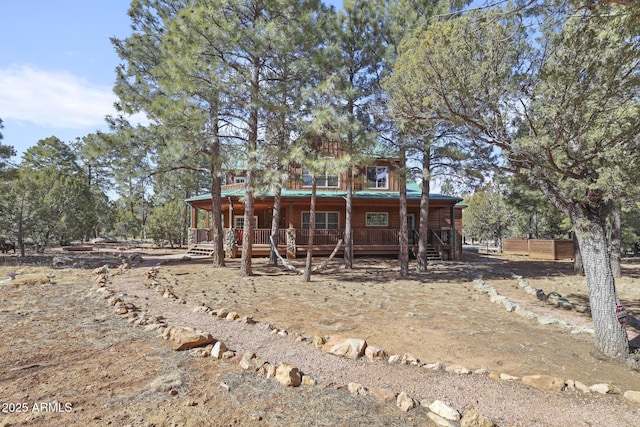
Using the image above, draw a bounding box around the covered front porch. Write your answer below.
[187,227,453,260]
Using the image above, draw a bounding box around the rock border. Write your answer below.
[91,262,640,427]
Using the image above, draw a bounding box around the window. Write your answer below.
[234,215,258,229]
[366,212,388,227]
[302,212,339,229]
[366,166,388,189]
[302,168,339,188]
[233,176,246,184]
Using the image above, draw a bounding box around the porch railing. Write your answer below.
[191,227,440,248]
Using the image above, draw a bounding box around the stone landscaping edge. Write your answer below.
[89,258,640,427]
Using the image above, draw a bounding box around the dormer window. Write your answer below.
[366,166,388,189]
[302,168,339,188]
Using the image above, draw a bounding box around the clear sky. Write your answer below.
[0,0,343,161]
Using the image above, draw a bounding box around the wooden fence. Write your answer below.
[503,238,574,260]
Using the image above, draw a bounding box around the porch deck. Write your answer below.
[188,228,448,259]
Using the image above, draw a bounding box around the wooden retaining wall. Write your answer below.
[503,239,574,260]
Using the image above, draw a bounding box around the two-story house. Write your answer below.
[185,152,463,260]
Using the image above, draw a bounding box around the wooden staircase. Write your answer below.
[187,244,216,256]
[411,244,442,261]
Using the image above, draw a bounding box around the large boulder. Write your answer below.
[521,375,566,392]
[164,326,213,351]
[324,337,367,359]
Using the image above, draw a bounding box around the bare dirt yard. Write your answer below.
[1,247,640,426]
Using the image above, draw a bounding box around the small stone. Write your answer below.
[446,365,471,375]
[396,391,417,412]
[275,363,301,387]
[364,345,388,362]
[241,316,256,324]
[388,354,401,364]
[401,353,420,365]
[301,375,316,386]
[423,362,445,371]
[347,383,367,396]
[369,387,397,403]
[169,389,178,396]
[215,308,229,318]
[312,336,326,349]
[461,408,496,427]
[226,312,239,321]
[211,341,229,359]
[277,330,288,337]
[623,390,640,404]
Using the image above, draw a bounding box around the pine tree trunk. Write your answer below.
[269,188,282,266]
[344,167,353,269]
[574,213,629,361]
[399,148,409,277]
[610,207,622,278]
[573,233,584,275]
[304,176,317,282]
[210,171,225,267]
[241,58,260,277]
[417,150,430,272]
[209,97,225,267]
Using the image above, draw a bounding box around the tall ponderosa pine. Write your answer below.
[387,2,640,361]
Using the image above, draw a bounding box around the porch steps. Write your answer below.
[411,244,442,261]
[187,244,216,256]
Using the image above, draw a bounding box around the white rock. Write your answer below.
[499,373,519,381]
[365,345,388,361]
[347,382,367,396]
[574,381,590,393]
[211,341,229,359]
[423,362,445,371]
[623,390,640,404]
[429,400,460,421]
[590,383,621,395]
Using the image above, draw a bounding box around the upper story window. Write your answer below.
[233,176,246,184]
[302,168,339,188]
[366,166,388,189]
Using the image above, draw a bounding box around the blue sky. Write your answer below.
[0,1,135,159]
[0,0,343,161]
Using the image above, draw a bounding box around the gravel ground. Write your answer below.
[104,255,640,427]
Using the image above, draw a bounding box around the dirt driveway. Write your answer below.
[1,249,639,426]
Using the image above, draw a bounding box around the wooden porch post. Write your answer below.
[191,206,197,228]
[450,204,457,261]
[287,202,294,228]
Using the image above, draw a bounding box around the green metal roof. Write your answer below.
[185,183,463,204]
